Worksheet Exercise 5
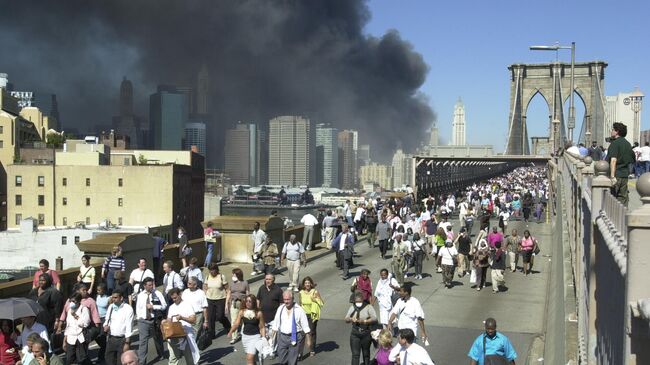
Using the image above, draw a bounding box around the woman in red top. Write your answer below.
[0,319,20,365]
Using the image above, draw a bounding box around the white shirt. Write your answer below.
[354,207,365,223]
[163,271,185,294]
[181,289,208,313]
[439,245,458,266]
[103,303,134,338]
[282,241,304,261]
[375,277,400,309]
[252,229,267,253]
[300,214,318,226]
[167,300,196,335]
[64,306,90,345]
[439,221,451,232]
[129,268,155,294]
[18,322,49,353]
[390,297,425,336]
[344,203,352,217]
[388,343,434,365]
[271,304,311,335]
[459,202,468,215]
[640,145,650,161]
[338,233,350,251]
[181,267,203,283]
[135,289,167,320]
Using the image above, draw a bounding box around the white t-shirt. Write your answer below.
[129,268,154,293]
[354,207,366,223]
[300,214,318,226]
[390,297,425,336]
[181,289,209,313]
[374,277,400,309]
[640,145,650,162]
[388,343,434,365]
[167,300,196,335]
[439,246,458,266]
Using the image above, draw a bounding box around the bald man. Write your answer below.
[468,318,517,365]
[120,350,138,365]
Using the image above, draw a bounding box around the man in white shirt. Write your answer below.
[18,316,49,355]
[136,277,167,365]
[343,200,354,226]
[162,261,184,295]
[251,222,267,275]
[389,328,434,365]
[300,213,319,251]
[103,289,134,365]
[459,200,469,228]
[353,204,366,235]
[640,141,650,174]
[388,285,428,342]
[166,288,200,365]
[129,258,155,299]
[271,291,312,365]
[281,235,306,292]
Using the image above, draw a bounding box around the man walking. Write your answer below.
[388,328,434,365]
[271,291,312,365]
[261,236,279,274]
[322,210,338,249]
[256,274,283,333]
[135,277,167,364]
[251,222,267,275]
[468,317,517,365]
[300,212,319,251]
[281,235,306,292]
[203,222,221,267]
[387,285,428,344]
[607,122,636,206]
[103,289,134,365]
[332,225,355,280]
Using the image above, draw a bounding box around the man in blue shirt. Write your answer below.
[468,317,517,365]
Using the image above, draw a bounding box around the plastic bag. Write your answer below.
[469,267,477,284]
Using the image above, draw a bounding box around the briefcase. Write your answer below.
[160,320,186,340]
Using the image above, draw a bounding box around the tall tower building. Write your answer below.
[268,116,315,186]
[149,85,188,150]
[338,129,358,190]
[358,144,370,166]
[184,122,206,155]
[451,97,466,145]
[112,77,143,147]
[429,124,439,146]
[119,77,134,116]
[391,148,413,190]
[224,122,263,185]
[315,123,339,188]
[196,64,209,115]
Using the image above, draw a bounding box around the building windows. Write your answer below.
[118,217,123,226]
[62,177,67,186]
[85,217,90,225]
[38,195,44,206]
[15,195,21,206]
[118,198,123,207]
[15,214,22,225]
[86,198,90,206]
[15,176,22,187]
[118,178,123,187]
[86,178,90,186]
[62,217,67,226]
[38,176,44,187]
[38,214,45,225]
[0,126,3,133]
[61,236,67,245]
[62,197,67,206]
[0,140,3,148]
[74,236,80,244]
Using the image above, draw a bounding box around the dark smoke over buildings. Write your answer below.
[0,0,435,166]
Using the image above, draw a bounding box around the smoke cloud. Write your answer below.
[0,0,435,165]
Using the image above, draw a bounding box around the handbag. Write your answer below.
[197,328,212,351]
[160,320,186,340]
[483,334,510,365]
[533,244,540,255]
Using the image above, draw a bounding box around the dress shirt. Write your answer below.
[103,303,134,338]
[59,297,101,325]
[388,343,434,365]
[129,268,155,294]
[163,271,184,294]
[252,229,267,253]
[64,306,90,345]
[181,267,203,283]
[300,214,318,226]
[271,305,311,335]
[390,297,425,336]
[181,289,208,313]
[135,290,167,320]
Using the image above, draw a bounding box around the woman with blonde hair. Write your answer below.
[373,329,394,365]
[298,276,324,358]
[227,294,265,365]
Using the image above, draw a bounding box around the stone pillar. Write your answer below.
[589,160,612,364]
[626,173,650,365]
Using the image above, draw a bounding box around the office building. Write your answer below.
[358,144,370,166]
[430,124,439,146]
[184,122,206,155]
[149,85,188,150]
[196,64,209,115]
[605,89,644,145]
[338,129,358,190]
[224,122,264,186]
[451,97,466,145]
[112,77,143,147]
[6,139,205,239]
[391,148,414,190]
[315,123,339,188]
[359,163,391,190]
[268,116,315,186]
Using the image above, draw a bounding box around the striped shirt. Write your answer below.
[102,256,126,272]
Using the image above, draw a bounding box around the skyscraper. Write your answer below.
[268,116,315,186]
[391,148,413,190]
[338,129,358,190]
[429,124,439,146]
[184,122,206,155]
[224,122,264,186]
[149,85,188,150]
[112,77,142,147]
[315,123,339,188]
[605,90,644,145]
[196,64,209,115]
[358,144,370,166]
[451,97,466,145]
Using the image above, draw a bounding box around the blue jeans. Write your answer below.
[204,242,214,267]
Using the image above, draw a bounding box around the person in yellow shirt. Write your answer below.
[297,277,324,359]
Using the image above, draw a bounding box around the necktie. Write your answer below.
[402,349,408,365]
[163,274,168,290]
[146,294,152,320]
[290,308,297,346]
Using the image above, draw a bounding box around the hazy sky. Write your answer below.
[366,0,649,150]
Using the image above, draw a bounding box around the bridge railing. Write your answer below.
[555,153,650,365]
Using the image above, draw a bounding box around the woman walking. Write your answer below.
[345,291,377,365]
[226,268,250,344]
[473,239,490,291]
[411,233,427,280]
[77,255,95,294]
[437,239,458,288]
[374,269,400,329]
[178,227,190,268]
[433,227,446,273]
[227,294,266,365]
[298,277,324,357]
[28,273,63,333]
[372,329,394,365]
[351,269,373,304]
[204,263,231,339]
[520,230,538,275]
[62,293,91,365]
[391,235,409,286]
[101,246,125,294]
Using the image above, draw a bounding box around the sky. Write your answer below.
[365,0,649,151]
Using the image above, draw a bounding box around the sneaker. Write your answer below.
[293,287,299,292]
[436,267,442,273]
[477,287,482,291]
[251,271,258,276]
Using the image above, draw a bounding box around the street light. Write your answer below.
[530,42,576,143]
[627,87,644,143]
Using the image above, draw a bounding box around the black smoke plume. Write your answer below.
[0,0,435,166]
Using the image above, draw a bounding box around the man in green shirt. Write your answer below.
[607,122,635,206]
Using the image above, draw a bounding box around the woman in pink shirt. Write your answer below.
[520,230,538,275]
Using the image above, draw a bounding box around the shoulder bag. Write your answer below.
[161,319,186,340]
[533,237,541,255]
[483,334,510,365]
[447,247,458,267]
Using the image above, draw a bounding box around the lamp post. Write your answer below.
[627,87,644,143]
[530,42,576,143]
